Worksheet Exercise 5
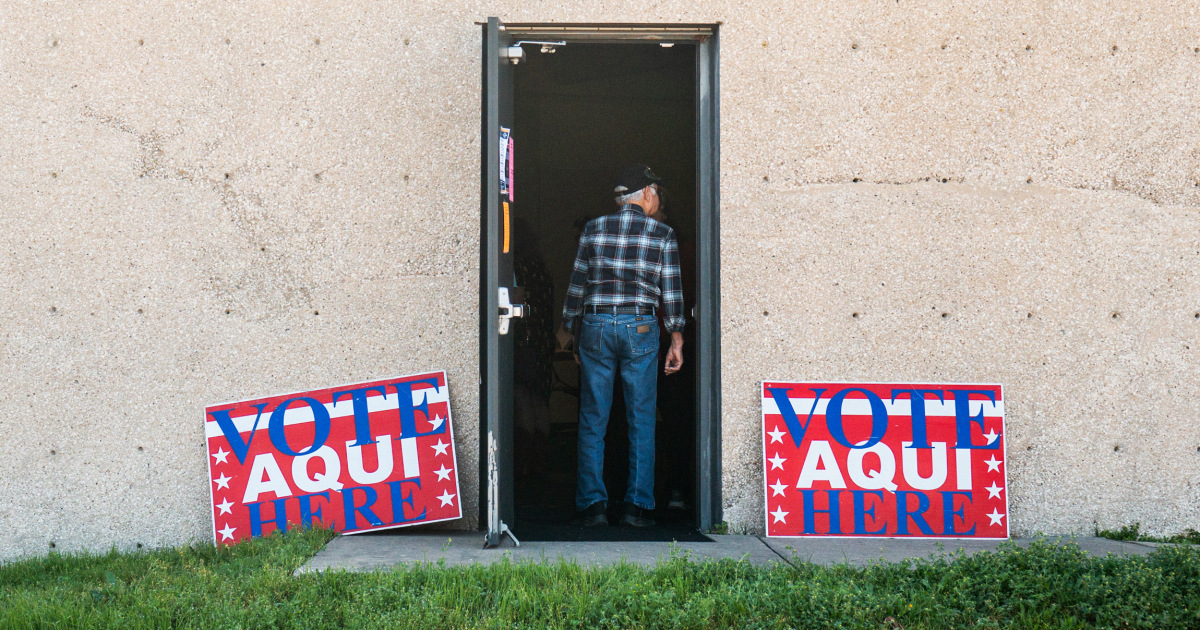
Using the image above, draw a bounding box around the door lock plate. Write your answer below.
[498,287,526,335]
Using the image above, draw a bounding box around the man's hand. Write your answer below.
[664,332,684,375]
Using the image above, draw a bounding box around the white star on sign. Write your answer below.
[428,413,445,431]
[769,479,789,497]
[431,440,450,456]
[983,429,1000,445]
[434,465,453,482]
[217,523,236,541]
[767,453,787,470]
[437,490,456,507]
[984,482,1004,499]
[984,455,1002,472]
[213,473,232,490]
[216,498,234,515]
[986,508,1006,526]
[770,507,789,524]
[212,447,230,465]
[767,426,787,444]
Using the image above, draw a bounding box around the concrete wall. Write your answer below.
[1,1,1197,558]
[716,1,1200,536]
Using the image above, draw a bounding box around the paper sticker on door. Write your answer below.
[499,127,511,197]
[507,133,514,202]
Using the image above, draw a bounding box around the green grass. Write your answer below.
[2,529,1198,629]
[1095,522,1200,545]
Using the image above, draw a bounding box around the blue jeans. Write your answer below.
[576,313,659,511]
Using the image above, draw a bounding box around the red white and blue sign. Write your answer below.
[762,382,1008,539]
[204,371,462,546]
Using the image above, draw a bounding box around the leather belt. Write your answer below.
[585,304,656,315]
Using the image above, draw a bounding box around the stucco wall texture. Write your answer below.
[1,1,1197,558]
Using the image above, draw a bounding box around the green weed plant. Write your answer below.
[1095,522,1200,545]
[1,529,1197,629]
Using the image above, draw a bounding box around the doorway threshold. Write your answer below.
[512,520,712,543]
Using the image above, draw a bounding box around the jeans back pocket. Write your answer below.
[626,317,659,355]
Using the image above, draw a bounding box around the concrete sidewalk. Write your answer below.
[298,532,1162,573]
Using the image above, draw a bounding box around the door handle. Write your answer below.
[498,287,526,335]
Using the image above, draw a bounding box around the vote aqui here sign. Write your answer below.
[205,371,462,546]
[761,382,1008,539]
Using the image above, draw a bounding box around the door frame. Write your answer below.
[693,28,722,532]
[479,21,723,535]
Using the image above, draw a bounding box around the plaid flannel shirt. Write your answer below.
[562,204,685,333]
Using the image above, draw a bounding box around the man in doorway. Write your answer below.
[562,163,685,527]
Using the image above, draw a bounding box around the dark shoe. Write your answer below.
[570,502,608,527]
[620,503,656,527]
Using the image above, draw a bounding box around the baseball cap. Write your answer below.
[613,163,663,195]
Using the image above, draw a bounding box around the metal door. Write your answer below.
[480,16,521,548]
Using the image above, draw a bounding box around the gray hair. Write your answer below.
[614,186,645,206]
